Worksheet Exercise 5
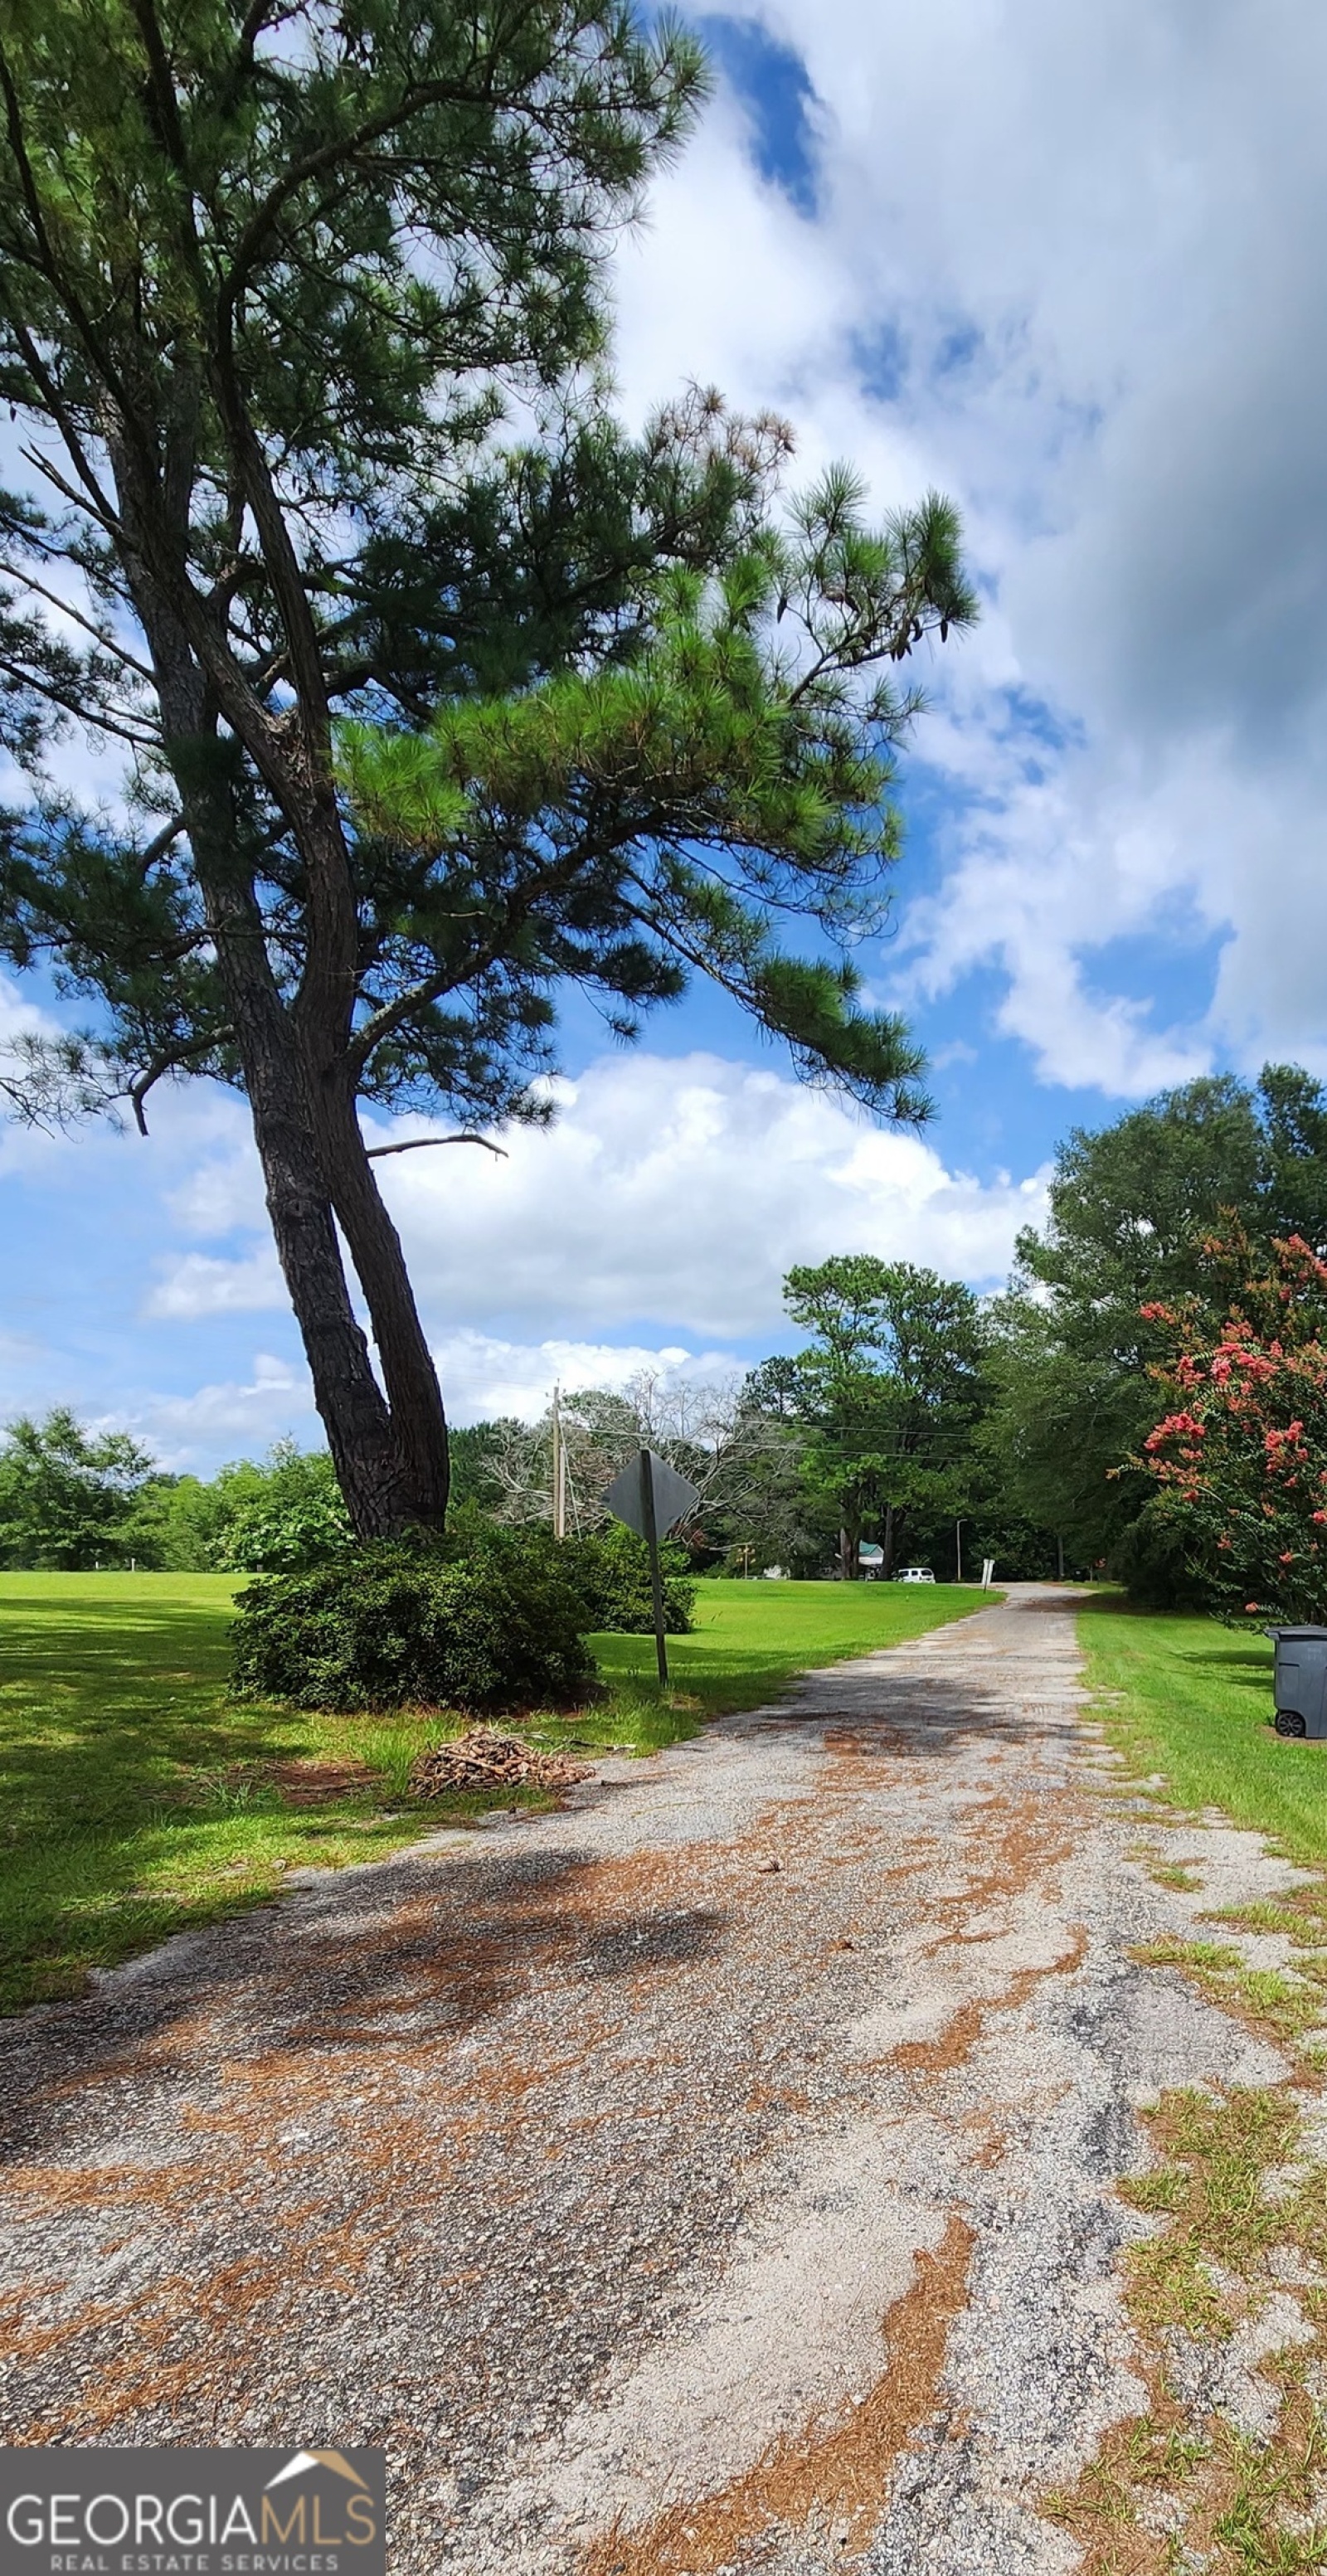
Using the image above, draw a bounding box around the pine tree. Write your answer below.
[0,0,975,1538]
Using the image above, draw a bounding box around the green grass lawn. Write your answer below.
[1078,1598,1327,1866]
[597,1577,992,1718]
[0,1570,988,2014]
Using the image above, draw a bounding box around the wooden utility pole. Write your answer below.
[552,1386,566,1539]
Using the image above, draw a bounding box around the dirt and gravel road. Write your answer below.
[1,1585,1318,2573]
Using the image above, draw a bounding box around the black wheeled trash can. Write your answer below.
[1265,1626,1327,1738]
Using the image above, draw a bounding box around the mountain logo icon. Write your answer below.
[265,2452,371,2492]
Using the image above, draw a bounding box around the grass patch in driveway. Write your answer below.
[1067,1599,1327,2565]
[1077,1599,1327,1869]
[1047,2083,1327,2574]
[0,1570,989,2013]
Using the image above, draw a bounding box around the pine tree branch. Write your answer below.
[216,57,508,332]
[2,561,156,683]
[128,1029,232,1134]
[364,1131,507,1160]
[0,651,160,751]
[0,49,143,491]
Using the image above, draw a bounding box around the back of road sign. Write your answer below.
[605,1450,699,1540]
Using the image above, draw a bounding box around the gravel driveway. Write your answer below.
[0,1585,1313,2573]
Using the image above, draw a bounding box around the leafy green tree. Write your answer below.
[435,1422,508,1519]
[212,1442,351,1572]
[780,1256,989,1577]
[985,1065,1327,1587]
[0,0,975,1546]
[0,1409,156,1567]
[120,1470,230,1570]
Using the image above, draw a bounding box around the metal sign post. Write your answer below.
[639,1449,668,1684]
[604,1447,701,1691]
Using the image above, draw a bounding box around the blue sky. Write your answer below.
[3,0,1327,1468]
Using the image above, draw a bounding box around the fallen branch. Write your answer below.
[409,1727,593,1796]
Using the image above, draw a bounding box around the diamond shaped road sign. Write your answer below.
[604,1450,700,1541]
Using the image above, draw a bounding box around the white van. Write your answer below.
[897,1565,936,1584]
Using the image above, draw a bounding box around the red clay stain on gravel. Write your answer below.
[892,1997,989,2074]
[822,1721,921,1761]
[878,1791,1086,2074]
[931,1794,1079,1927]
[891,1933,1088,2077]
[577,2213,975,2576]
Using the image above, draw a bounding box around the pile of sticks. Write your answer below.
[408,1728,595,1798]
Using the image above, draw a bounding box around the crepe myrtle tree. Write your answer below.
[1138,1230,1327,1622]
[0,0,977,1542]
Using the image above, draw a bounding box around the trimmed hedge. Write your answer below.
[231,1533,595,1713]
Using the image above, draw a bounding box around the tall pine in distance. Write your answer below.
[0,0,976,1539]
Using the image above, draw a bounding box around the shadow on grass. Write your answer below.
[0,1592,430,2013]
[1174,1651,1272,1698]
[1,1595,311,1827]
[1084,1596,1204,1622]
[0,1591,704,2015]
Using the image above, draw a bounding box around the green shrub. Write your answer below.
[566,1521,696,1634]
[444,1512,695,1633]
[231,1535,596,1713]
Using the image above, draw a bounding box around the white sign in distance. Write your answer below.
[605,1450,700,1540]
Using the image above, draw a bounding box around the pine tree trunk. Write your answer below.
[118,437,450,1540]
[145,695,414,1538]
[166,768,444,1540]
[310,1075,451,1529]
[200,868,415,1540]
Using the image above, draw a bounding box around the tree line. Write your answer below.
[443,1057,1327,1604]
[14,1056,1323,1590]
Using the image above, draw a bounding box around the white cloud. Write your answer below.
[143,1050,1048,1344]
[97,1335,746,1466]
[0,976,84,1176]
[369,1051,1046,1338]
[126,1354,316,1468]
[431,1330,744,1426]
[606,0,1327,1091]
[147,1246,284,1320]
